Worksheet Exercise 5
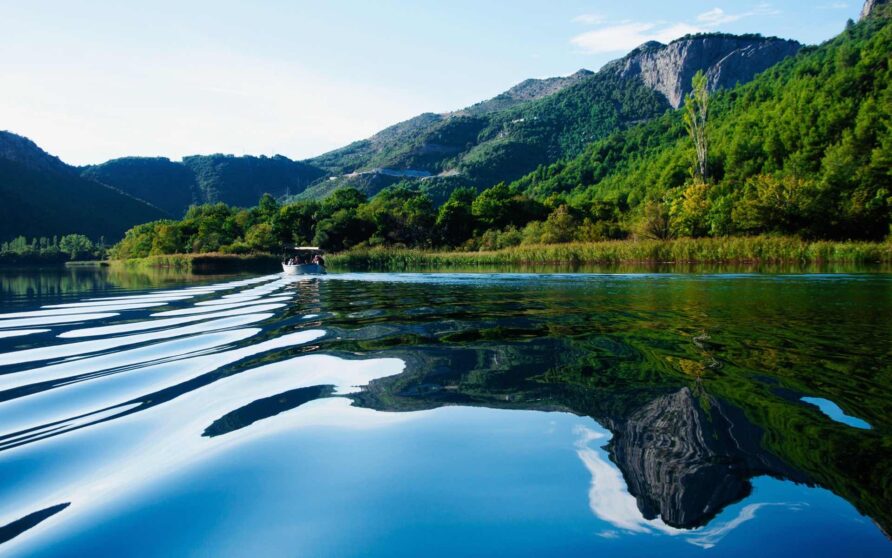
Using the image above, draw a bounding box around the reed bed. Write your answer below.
[329,237,892,270]
[113,253,279,271]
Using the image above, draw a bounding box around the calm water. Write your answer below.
[0,267,890,557]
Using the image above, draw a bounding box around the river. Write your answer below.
[0,266,889,556]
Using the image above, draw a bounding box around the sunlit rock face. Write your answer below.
[606,387,805,529]
[861,0,890,19]
[604,36,802,108]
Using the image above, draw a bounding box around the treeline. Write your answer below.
[110,184,590,258]
[0,235,107,264]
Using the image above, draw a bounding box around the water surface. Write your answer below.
[0,267,890,556]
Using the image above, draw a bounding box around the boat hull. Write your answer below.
[282,263,326,275]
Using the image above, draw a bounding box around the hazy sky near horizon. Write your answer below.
[1,1,863,165]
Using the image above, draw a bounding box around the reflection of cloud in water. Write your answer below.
[574,425,680,535]
[573,426,803,549]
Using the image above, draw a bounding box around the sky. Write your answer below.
[0,1,864,166]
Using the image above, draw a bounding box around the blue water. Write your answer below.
[802,397,872,430]
[0,270,889,556]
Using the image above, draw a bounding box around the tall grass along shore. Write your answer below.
[328,237,892,270]
[112,253,279,272]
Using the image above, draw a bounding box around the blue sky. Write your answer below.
[0,1,863,165]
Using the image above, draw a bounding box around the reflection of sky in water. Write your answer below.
[0,273,888,556]
[802,397,872,430]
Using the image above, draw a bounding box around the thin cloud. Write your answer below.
[697,8,746,26]
[697,3,781,27]
[571,21,703,54]
[571,3,782,55]
[573,13,607,25]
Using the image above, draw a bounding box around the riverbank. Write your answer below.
[328,237,892,269]
[111,253,280,273]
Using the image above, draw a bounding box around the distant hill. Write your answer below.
[301,34,801,200]
[83,154,326,216]
[0,131,167,242]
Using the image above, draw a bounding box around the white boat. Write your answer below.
[281,246,326,275]
[282,262,326,275]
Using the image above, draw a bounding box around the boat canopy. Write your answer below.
[283,245,324,253]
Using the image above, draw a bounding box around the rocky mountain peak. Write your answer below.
[603,34,802,108]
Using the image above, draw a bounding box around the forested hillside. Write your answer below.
[0,132,167,242]
[511,13,892,240]
[83,154,326,216]
[110,12,891,258]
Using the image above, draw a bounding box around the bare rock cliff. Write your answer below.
[861,0,890,19]
[604,35,802,108]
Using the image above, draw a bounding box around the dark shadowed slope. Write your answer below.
[0,132,167,242]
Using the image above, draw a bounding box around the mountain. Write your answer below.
[511,10,891,240]
[81,157,198,217]
[306,71,595,177]
[82,154,327,216]
[0,132,167,242]
[301,34,801,201]
[602,35,802,108]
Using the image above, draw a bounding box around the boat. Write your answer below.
[281,246,326,275]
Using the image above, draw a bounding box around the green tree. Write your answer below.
[435,187,477,246]
[59,234,95,260]
[684,70,710,182]
[245,223,278,252]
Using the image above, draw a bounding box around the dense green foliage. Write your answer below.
[512,16,892,240]
[83,154,327,216]
[0,143,167,242]
[81,157,197,216]
[0,234,107,264]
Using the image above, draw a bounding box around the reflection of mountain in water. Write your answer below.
[349,346,808,531]
[606,387,806,528]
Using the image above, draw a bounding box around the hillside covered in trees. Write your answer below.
[111,11,891,259]
[0,132,167,243]
[82,154,327,217]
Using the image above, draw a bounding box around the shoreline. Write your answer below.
[94,237,892,272]
[328,237,892,269]
[110,253,280,273]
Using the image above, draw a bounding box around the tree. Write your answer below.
[245,223,278,252]
[684,70,710,182]
[59,234,95,260]
[320,188,367,216]
[435,187,477,246]
[471,183,546,232]
[313,208,373,252]
[274,201,319,245]
[358,186,435,247]
[638,201,672,240]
